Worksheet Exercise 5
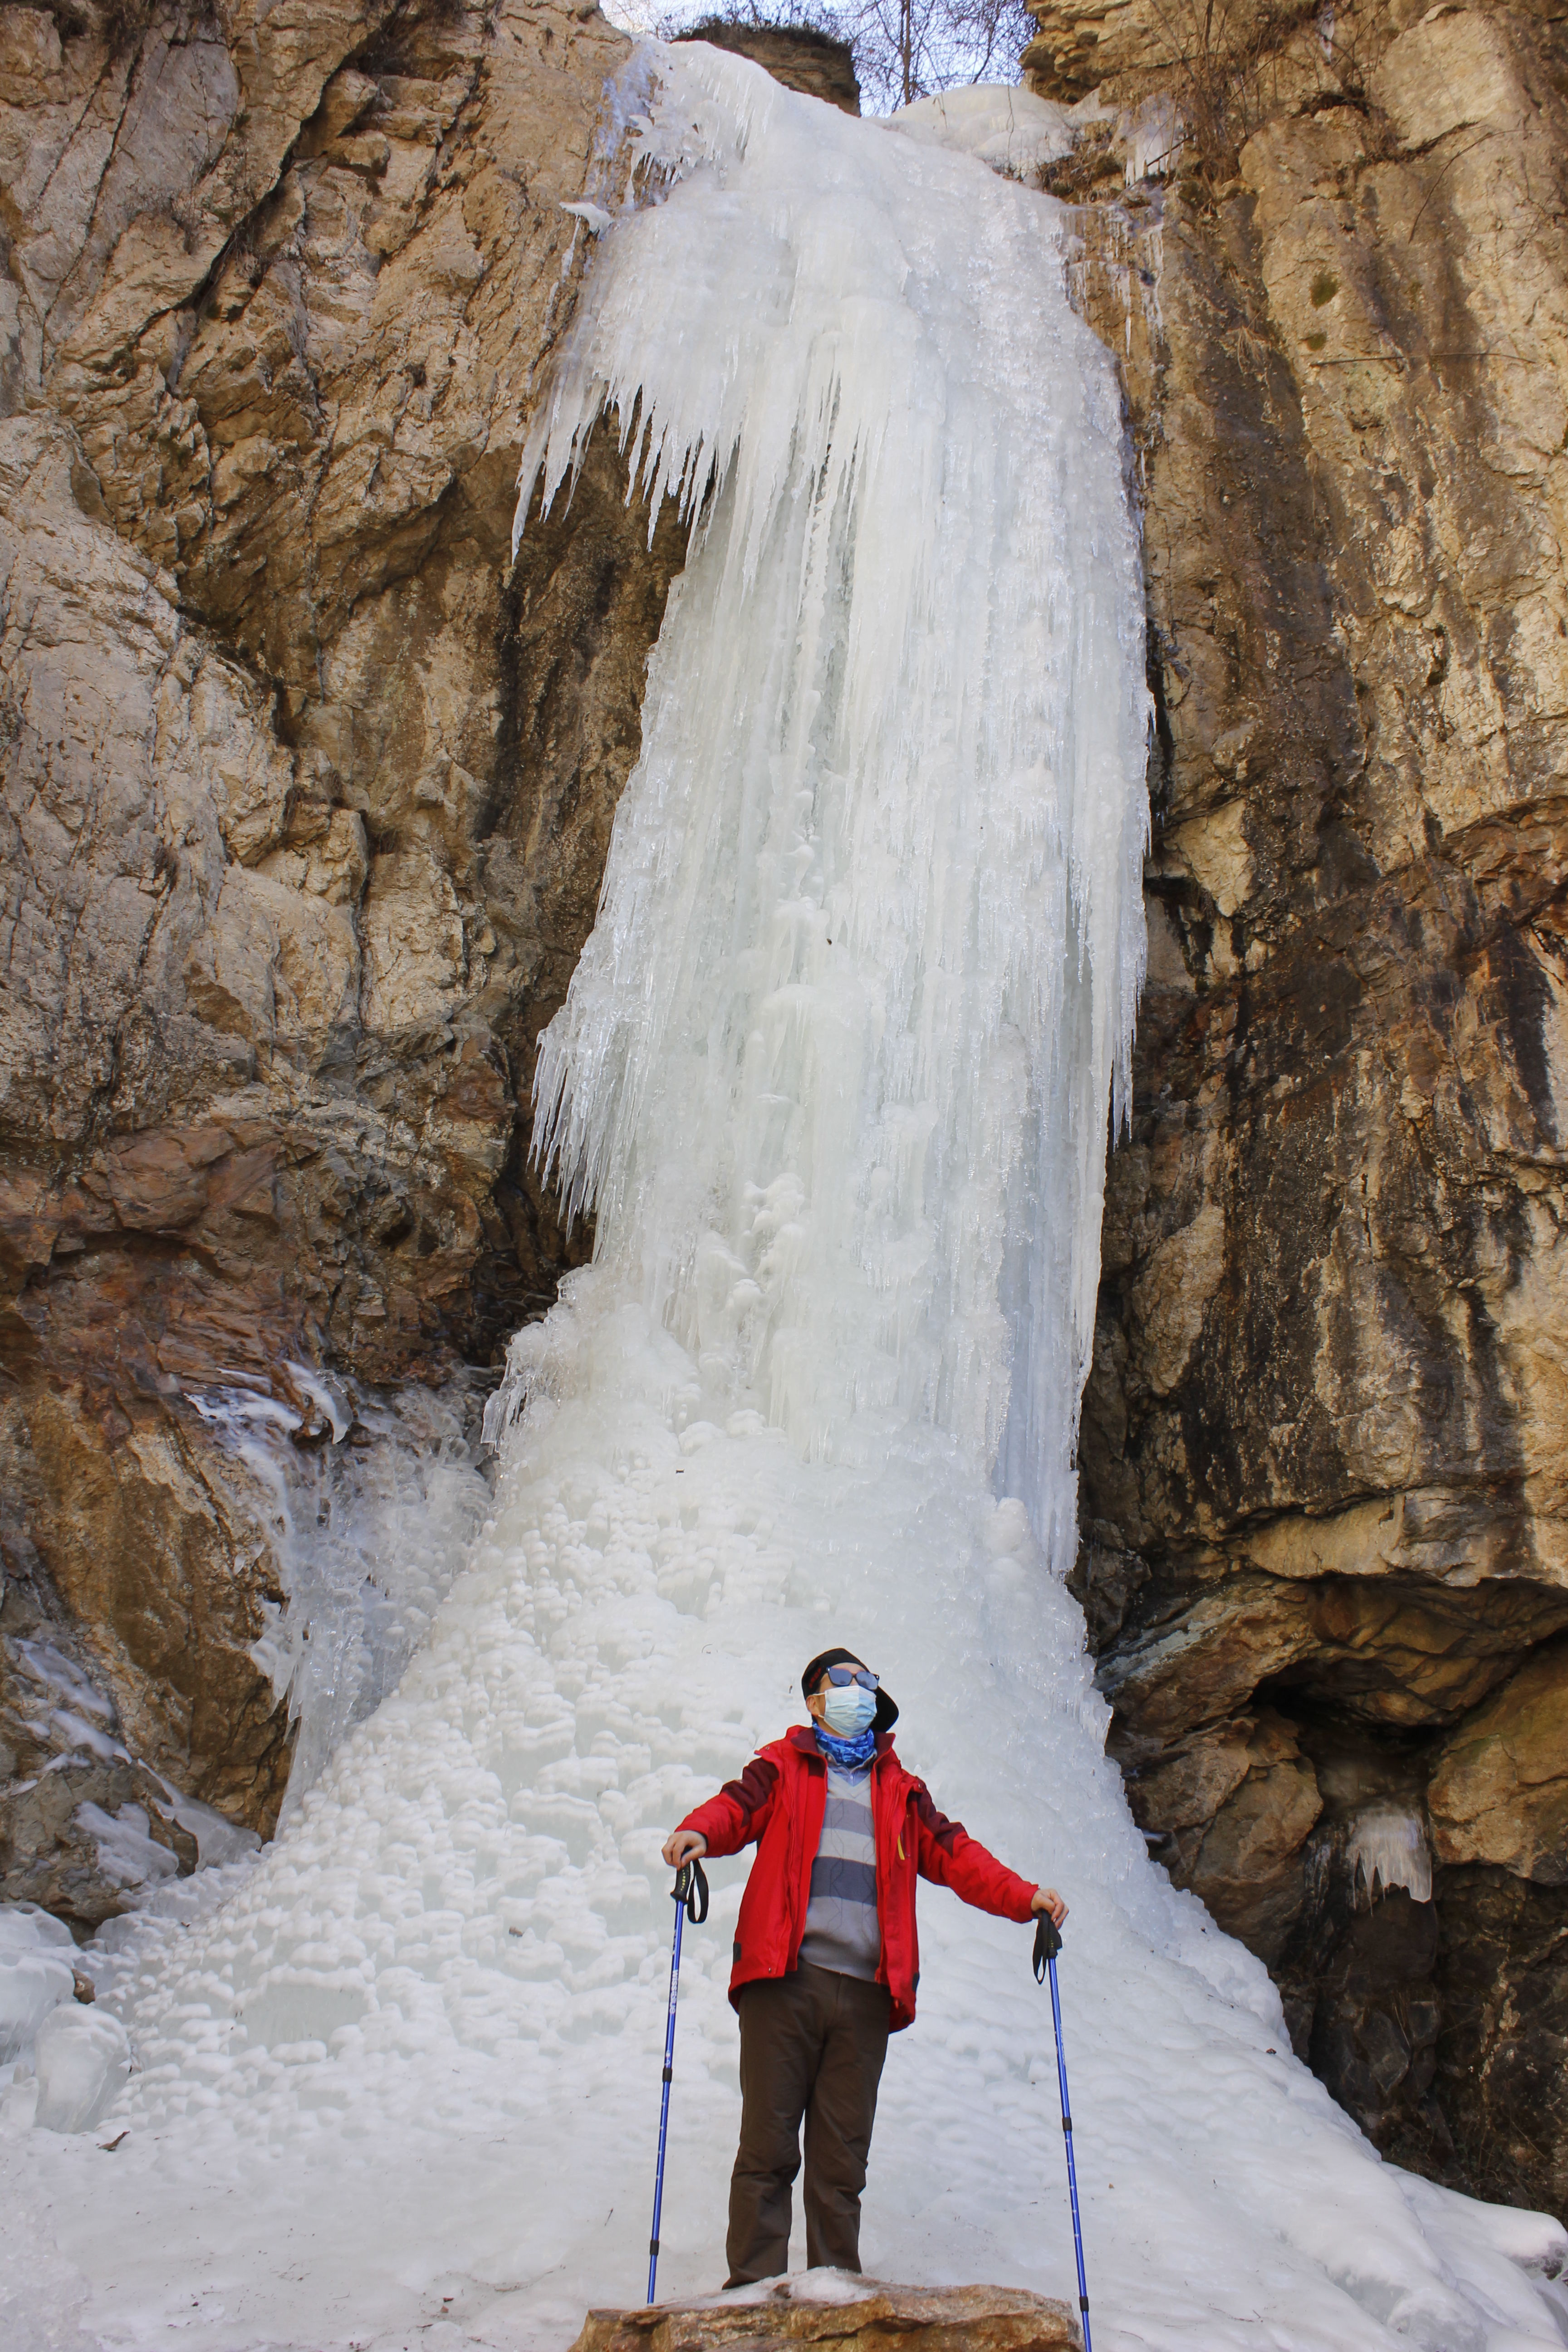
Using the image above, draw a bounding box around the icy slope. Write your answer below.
[4,44,1567,2352]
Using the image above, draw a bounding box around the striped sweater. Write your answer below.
[798,1759,879,1979]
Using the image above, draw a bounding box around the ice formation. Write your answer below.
[0,1908,130,2140]
[2,44,1567,2352]
[192,1368,492,1817]
[0,1907,77,2073]
[888,85,1076,175]
[516,48,1149,1555]
[1348,1804,1436,1908]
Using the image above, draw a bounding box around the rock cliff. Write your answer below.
[0,0,683,1912]
[1039,0,1568,2219]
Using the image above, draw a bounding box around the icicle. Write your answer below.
[1348,1803,1434,1906]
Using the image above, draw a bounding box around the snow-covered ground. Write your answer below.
[4,48,1567,2352]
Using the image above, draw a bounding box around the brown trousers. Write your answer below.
[726,1962,892,2286]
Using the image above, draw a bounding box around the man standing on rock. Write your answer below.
[662,1646,1067,2287]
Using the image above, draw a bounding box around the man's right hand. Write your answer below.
[662,1830,708,1869]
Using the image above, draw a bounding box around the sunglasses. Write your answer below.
[823,1666,879,1690]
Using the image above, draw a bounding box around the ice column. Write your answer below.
[513,42,1150,1555]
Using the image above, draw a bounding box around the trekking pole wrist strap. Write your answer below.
[674,1855,710,1922]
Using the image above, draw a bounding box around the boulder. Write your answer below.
[1125,1710,1322,1961]
[571,2280,1080,2352]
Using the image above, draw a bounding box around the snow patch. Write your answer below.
[75,1803,181,1893]
[886,86,1075,176]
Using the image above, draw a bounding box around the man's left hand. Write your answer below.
[1031,1886,1067,1926]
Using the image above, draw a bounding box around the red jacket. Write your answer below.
[676,1726,1037,2032]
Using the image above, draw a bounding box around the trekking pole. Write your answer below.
[1033,1915,1093,2352]
[647,1852,710,2305]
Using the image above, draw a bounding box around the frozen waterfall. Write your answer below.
[510,47,1148,1566]
[5,46,1567,2352]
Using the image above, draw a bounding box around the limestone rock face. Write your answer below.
[0,0,682,1907]
[571,2282,1080,2352]
[1436,1866,1568,2219]
[1125,1708,1323,1960]
[1429,1643,1568,1882]
[1022,0,1181,103]
[1049,0,1568,2217]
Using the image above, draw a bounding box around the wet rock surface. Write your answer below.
[0,1533,200,1930]
[572,2282,1080,2352]
[0,0,681,1911]
[1049,0,1568,2218]
[1435,1864,1568,2220]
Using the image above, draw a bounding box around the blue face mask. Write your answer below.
[821,1681,877,1738]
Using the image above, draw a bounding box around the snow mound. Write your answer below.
[887,85,1075,176]
[34,2007,130,2136]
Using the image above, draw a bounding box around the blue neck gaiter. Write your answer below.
[814,1722,878,1770]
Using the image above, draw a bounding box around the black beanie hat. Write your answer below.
[801,1645,899,1734]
